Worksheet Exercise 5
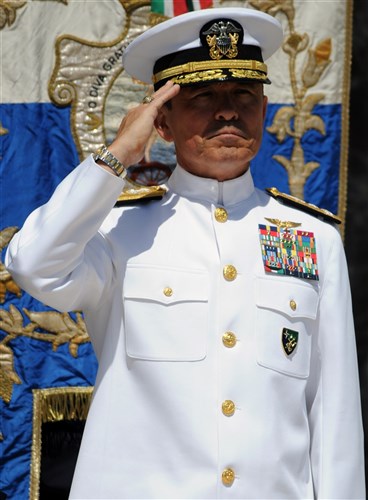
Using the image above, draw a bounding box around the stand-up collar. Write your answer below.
[167,164,255,207]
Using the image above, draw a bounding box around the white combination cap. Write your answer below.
[123,8,283,89]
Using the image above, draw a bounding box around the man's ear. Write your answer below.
[154,108,174,142]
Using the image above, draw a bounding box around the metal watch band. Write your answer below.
[93,145,127,178]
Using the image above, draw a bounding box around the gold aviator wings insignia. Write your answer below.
[264,218,301,230]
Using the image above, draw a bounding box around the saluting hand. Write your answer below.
[106,81,180,170]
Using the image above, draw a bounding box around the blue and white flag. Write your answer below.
[249,0,352,223]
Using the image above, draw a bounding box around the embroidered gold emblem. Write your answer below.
[229,68,267,81]
[0,0,27,30]
[0,121,9,136]
[202,21,241,60]
[48,3,156,161]
[249,1,338,209]
[0,0,68,31]
[0,343,22,404]
[49,3,175,193]
[0,305,91,403]
[172,69,225,86]
[153,59,267,85]
[0,226,21,303]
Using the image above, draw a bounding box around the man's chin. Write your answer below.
[214,145,254,164]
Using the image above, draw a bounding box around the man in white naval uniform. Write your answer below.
[5,8,365,500]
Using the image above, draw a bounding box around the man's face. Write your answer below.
[155,81,268,181]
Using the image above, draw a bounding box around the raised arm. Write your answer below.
[5,81,180,312]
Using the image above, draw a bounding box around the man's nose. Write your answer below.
[214,95,239,121]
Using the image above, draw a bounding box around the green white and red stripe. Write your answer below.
[151,0,213,17]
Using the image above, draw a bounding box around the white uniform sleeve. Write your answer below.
[5,155,125,313]
[307,228,365,499]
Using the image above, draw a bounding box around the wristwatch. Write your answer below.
[93,145,127,178]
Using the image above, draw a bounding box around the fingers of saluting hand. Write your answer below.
[142,80,180,110]
[107,81,180,168]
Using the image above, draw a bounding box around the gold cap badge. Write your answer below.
[202,20,242,60]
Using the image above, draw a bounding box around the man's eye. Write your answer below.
[193,91,212,99]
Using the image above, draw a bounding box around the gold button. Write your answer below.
[222,400,236,416]
[214,207,228,223]
[163,287,173,297]
[222,468,235,486]
[289,299,297,311]
[223,265,237,281]
[222,332,237,348]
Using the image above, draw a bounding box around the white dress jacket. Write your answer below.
[6,156,365,499]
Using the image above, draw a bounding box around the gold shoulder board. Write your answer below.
[265,187,341,225]
[115,178,167,206]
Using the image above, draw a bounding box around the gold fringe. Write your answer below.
[37,387,93,423]
[30,386,94,500]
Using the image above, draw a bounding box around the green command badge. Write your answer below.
[282,328,299,356]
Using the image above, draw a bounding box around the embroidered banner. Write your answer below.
[0,0,353,498]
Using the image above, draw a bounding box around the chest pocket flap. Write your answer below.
[255,277,319,378]
[124,265,209,361]
[256,278,319,319]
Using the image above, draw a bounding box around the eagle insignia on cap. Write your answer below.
[202,20,242,60]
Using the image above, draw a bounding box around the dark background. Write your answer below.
[345,0,368,483]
